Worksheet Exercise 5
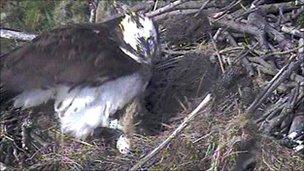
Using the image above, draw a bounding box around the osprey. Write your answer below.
[0,13,159,154]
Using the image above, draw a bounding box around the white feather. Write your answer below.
[14,89,55,108]
[57,72,145,138]
[12,72,146,140]
[120,14,156,50]
[119,14,157,64]
[120,47,143,64]
[54,85,80,113]
[58,86,97,118]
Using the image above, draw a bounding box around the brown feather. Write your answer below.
[1,17,142,93]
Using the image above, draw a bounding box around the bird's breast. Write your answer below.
[55,71,147,138]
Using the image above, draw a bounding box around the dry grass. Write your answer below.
[1,43,303,170]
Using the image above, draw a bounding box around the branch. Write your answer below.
[209,17,261,36]
[153,9,198,21]
[89,0,98,23]
[245,54,304,117]
[130,94,212,171]
[231,2,304,20]
[146,0,190,17]
[281,25,304,38]
[209,17,293,50]
[0,28,36,41]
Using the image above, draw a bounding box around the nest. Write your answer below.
[1,1,304,170]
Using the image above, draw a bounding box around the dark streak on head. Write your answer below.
[129,13,144,29]
[56,101,63,110]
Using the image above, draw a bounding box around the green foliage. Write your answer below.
[20,0,54,31]
[1,0,56,32]
[1,0,91,33]
[53,0,89,27]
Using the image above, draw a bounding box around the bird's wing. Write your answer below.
[1,22,141,93]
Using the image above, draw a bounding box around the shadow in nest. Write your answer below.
[140,51,221,135]
[136,12,218,136]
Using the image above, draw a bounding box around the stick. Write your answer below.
[89,0,98,23]
[194,0,211,17]
[281,25,304,38]
[153,9,198,20]
[130,94,212,171]
[209,32,225,73]
[147,0,190,17]
[0,28,36,41]
[245,54,304,117]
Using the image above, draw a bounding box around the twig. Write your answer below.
[254,45,303,57]
[281,8,304,24]
[52,130,94,147]
[153,0,159,11]
[147,0,190,17]
[89,0,98,23]
[154,9,198,21]
[299,38,304,76]
[245,54,304,117]
[266,85,300,133]
[162,49,194,55]
[212,28,223,40]
[224,31,255,76]
[130,94,212,171]
[281,25,304,38]
[194,0,211,17]
[210,16,293,50]
[209,17,261,36]
[212,0,242,20]
[265,25,293,50]
[251,0,268,7]
[256,97,288,123]
[209,32,225,73]
[218,46,244,54]
[232,1,303,20]
[0,28,36,41]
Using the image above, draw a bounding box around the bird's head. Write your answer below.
[119,12,159,65]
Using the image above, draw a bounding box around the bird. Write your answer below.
[0,12,159,154]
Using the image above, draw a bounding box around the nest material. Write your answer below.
[1,0,304,170]
[160,13,211,45]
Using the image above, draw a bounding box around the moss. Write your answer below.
[0,0,90,33]
[1,1,56,32]
[53,0,89,27]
